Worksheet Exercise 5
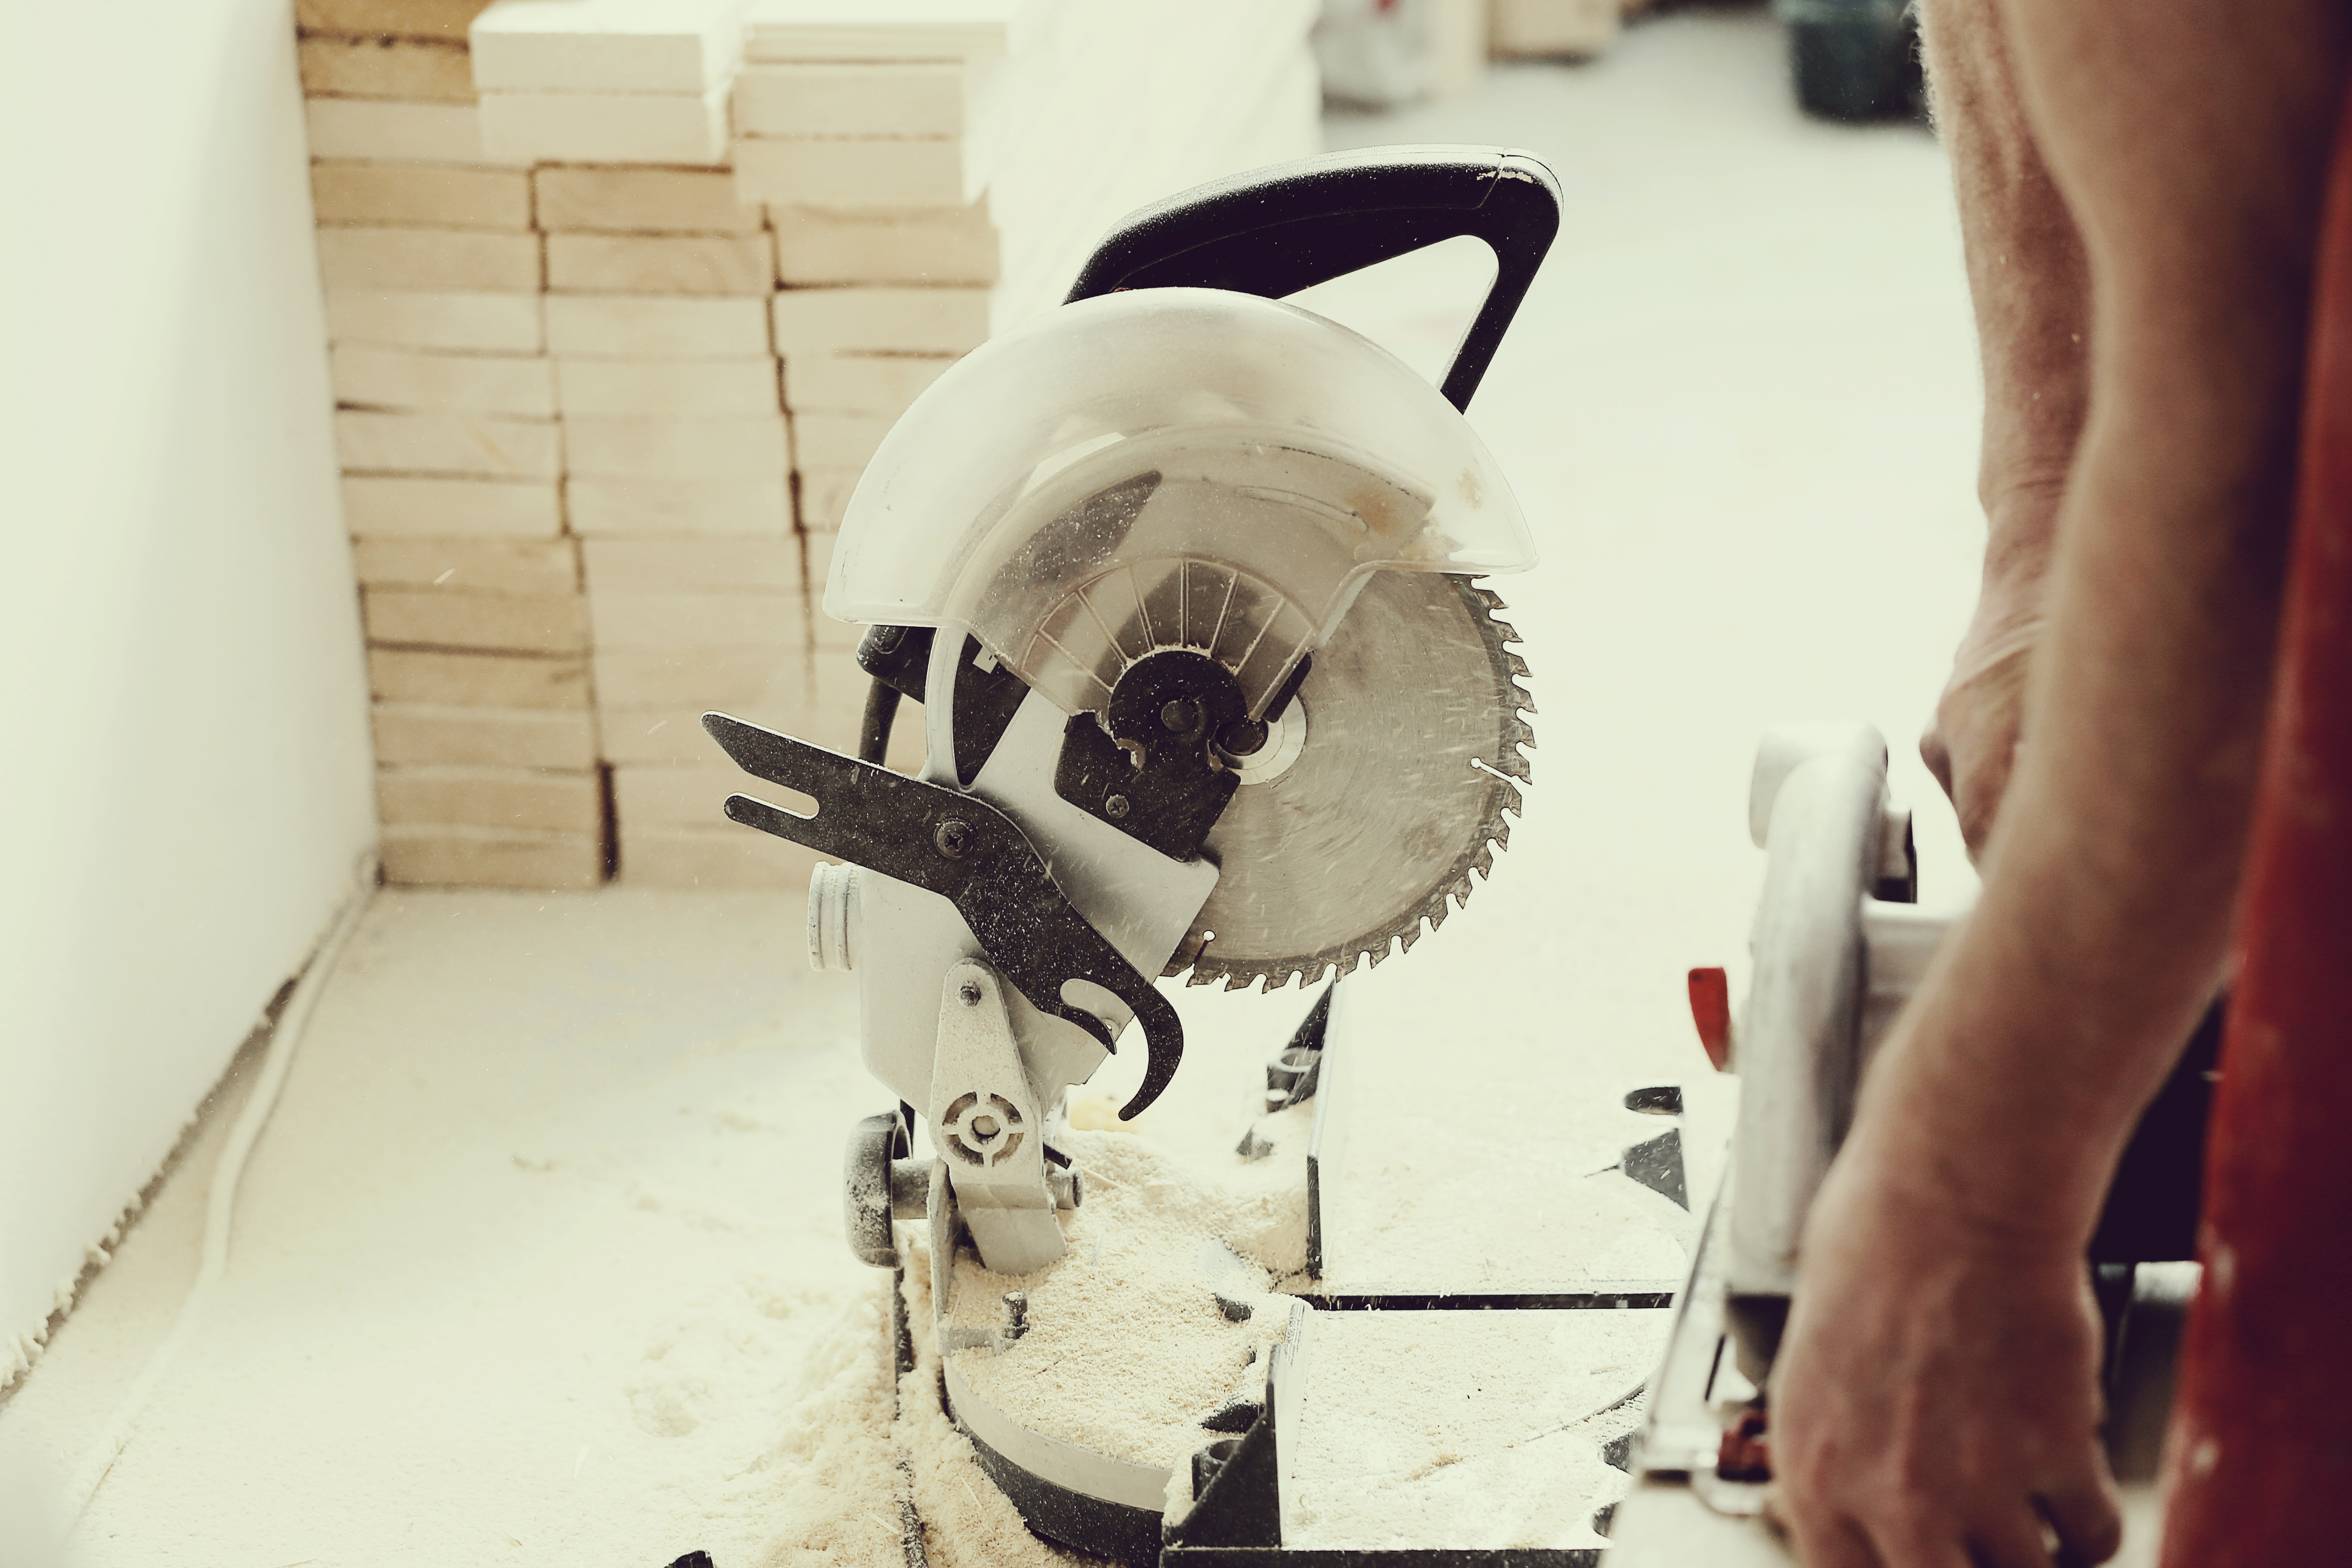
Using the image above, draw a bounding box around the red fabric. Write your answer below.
[2157,91,2352,1566]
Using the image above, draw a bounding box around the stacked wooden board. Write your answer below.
[299,0,1320,889]
[1491,0,1652,60]
[303,0,605,891]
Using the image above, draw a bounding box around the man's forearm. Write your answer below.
[1848,0,2350,1246]
[1919,0,2089,582]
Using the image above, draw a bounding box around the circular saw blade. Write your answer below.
[1178,572,1535,991]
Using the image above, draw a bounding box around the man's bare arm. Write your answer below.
[1916,0,2090,856]
[1772,3,2352,1566]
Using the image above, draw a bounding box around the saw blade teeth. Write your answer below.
[1176,573,1539,995]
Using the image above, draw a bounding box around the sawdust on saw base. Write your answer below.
[942,1103,1313,1471]
[899,1247,1091,1568]
[717,1092,1656,1565]
[1283,1307,1668,1550]
[726,1260,1078,1568]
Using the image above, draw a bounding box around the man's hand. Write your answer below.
[1769,1138,2123,1568]
[1921,619,2036,860]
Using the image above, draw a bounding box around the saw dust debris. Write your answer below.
[943,1107,1312,1471]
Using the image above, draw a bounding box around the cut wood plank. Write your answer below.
[311,161,531,230]
[332,343,557,417]
[532,165,762,233]
[770,286,988,354]
[543,293,769,357]
[787,409,889,471]
[566,476,792,536]
[352,535,579,593]
[377,764,603,832]
[469,0,746,92]
[598,702,740,764]
[335,409,561,478]
[593,645,814,708]
[612,762,758,828]
[369,647,592,708]
[363,586,591,654]
[315,225,542,292]
[588,589,805,651]
[299,36,475,100]
[544,231,773,295]
[600,654,923,765]
[770,201,996,285]
[582,536,800,594]
[380,822,604,889]
[596,653,878,763]
[478,85,729,166]
[297,0,492,42]
[616,824,812,890]
[793,465,861,532]
[556,356,780,416]
[734,136,963,209]
[563,413,788,480]
[733,61,965,137]
[1489,0,1622,56]
[742,0,1037,65]
[782,350,952,414]
[304,99,521,165]
[373,703,599,769]
[343,475,562,538]
[325,288,543,352]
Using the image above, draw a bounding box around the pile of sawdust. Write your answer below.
[943,1106,1312,1471]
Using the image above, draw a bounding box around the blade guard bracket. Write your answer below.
[704,710,1186,1121]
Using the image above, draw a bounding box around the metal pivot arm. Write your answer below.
[704,711,1186,1119]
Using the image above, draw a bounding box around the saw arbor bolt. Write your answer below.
[1160,698,1199,733]
[934,819,974,859]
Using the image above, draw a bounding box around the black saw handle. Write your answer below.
[1062,145,1562,413]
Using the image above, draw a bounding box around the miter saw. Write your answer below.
[704,148,1616,1566]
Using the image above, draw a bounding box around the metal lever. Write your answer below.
[704,711,1186,1119]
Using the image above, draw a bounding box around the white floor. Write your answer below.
[0,10,1990,1566]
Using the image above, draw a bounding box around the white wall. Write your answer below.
[0,0,376,1380]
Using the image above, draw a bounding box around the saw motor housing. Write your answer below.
[709,147,1564,1282]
